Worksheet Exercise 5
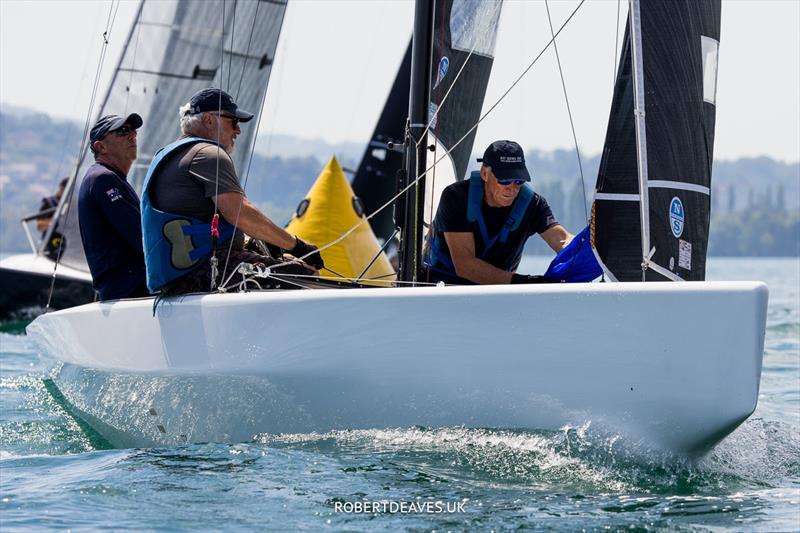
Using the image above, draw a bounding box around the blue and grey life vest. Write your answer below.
[425,171,534,279]
[141,137,235,293]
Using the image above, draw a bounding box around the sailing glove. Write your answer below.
[290,237,325,270]
[511,274,559,284]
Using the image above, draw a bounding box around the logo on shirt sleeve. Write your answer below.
[106,187,122,202]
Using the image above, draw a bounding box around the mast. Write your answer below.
[628,0,650,281]
[398,0,434,284]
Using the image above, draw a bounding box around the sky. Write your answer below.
[1,0,798,163]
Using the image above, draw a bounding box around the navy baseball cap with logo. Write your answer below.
[89,113,143,145]
[185,87,254,122]
[477,140,531,182]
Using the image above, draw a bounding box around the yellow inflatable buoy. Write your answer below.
[286,156,396,286]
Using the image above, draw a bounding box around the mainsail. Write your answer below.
[423,0,503,225]
[350,42,411,243]
[48,0,287,272]
[353,0,504,244]
[398,0,503,280]
[592,0,721,281]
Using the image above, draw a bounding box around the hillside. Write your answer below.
[1,107,797,256]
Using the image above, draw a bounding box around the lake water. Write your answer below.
[1,257,798,531]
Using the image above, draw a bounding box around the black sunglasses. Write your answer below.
[496,178,525,186]
[213,113,240,128]
[112,125,137,137]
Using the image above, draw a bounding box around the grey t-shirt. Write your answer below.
[151,141,245,249]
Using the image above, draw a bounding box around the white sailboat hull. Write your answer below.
[28,282,768,453]
[0,253,94,318]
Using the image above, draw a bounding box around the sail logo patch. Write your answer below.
[433,56,449,90]
[669,197,684,238]
[678,239,692,270]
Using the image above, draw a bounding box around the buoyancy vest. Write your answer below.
[141,137,235,293]
[425,171,534,279]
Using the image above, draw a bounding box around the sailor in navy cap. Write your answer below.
[139,88,323,295]
[424,140,574,285]
[78,112,149,300]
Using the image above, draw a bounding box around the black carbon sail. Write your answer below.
[427,0,501,182]
[350,42,411,243]
[49,0,287,272]
[592,0,721,281]
[398,0,503,280]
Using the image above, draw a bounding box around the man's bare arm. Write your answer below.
[443,231,514,284]
[214,192,296,250]
[541,224,573,253]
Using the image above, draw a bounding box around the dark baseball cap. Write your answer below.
[185,87,254,122]
[89,113,143,144]
[477,140,531,182]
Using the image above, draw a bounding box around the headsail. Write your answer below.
[48,0,287,273]
[592,0,721,281]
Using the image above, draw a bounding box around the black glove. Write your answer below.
[290,237,325,269]
[511,273,560,284]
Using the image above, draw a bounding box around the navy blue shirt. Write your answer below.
[426,179,558,284]
[78,162,147,300]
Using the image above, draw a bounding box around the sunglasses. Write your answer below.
[112,125,137,137]
[213,113,240,128]
[496,178,526,186]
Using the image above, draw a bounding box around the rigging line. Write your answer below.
[221,3,287,283]
[46,0,120,311]
[545,0,588,224]
[234,0,261,100]
[423,0,448,283]
[262,271,434,287]
[259,0,586,277]
[355,228,398,282]
[226,0,238,91]
[413,33,476,149]
[123,2,144,114]
[208,0,228,292]
[413,1,503,149]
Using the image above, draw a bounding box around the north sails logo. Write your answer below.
[433,56,449,90]
[499,156,523,164]
[669,197,684,238]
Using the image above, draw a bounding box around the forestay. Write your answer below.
[47,0,287,273]
[592,0,721,281]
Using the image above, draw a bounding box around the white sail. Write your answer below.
[50,0,287,272]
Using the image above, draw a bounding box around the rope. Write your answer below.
[544,0,588,224]
[208,0,228,291]
[45,0,120,312]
